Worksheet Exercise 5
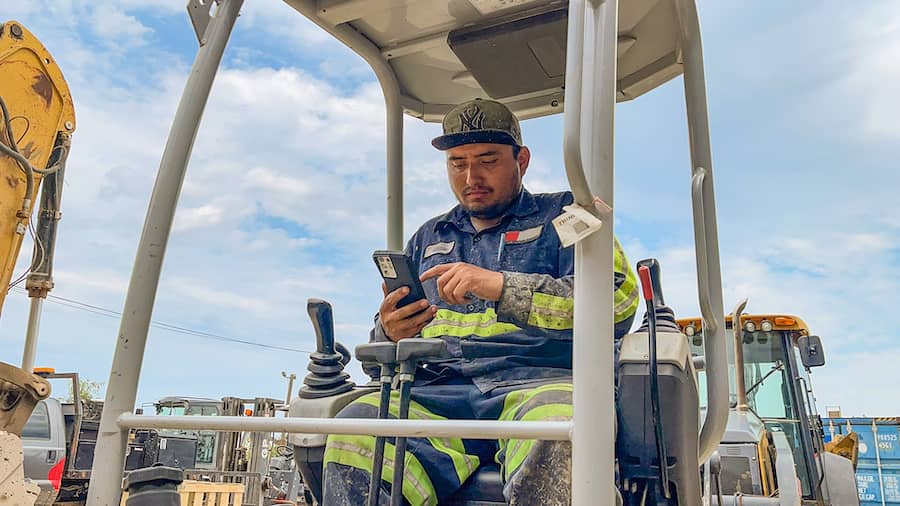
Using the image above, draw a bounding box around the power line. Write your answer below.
[7,287,314,354]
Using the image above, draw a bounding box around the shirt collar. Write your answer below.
[434,189,540,233]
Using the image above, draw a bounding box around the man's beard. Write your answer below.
[464,191,520,220]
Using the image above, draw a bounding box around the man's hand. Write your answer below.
[420,262,503,306]
[379,285,437,342]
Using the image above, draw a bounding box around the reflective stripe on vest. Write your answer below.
[614,239,640,323]
[422,308,520,338]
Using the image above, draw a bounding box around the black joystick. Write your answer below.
[636,258,679,334]
[299,298,355,399]
[636,258,665,307]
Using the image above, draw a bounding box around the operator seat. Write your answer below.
[444,466,505,504]
[289,299,507,505]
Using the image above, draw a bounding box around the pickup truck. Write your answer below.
[21,371,198,505]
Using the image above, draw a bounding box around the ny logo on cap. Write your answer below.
[459,104,486,131]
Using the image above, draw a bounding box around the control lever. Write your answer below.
[299,298,354,399]
[335,342,352,366]
[395,338,447,365]
[390,338,448,506]
[638,264,671,499]
[635,258,680,334]
[355,342,399,506]
[308,299,342,364]
[636,258,665,307]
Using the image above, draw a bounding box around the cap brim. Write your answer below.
[431,130,520,151]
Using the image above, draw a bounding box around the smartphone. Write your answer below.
[373,250,427,309]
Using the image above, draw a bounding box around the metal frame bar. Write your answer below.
[732,298,749,411]
[783,334,824,500]
[873,419,887,506]
[564,0,618,504]
[281,0,404,248]
[22,299,43,371]
[44,372,85,480]
[118,414,572,440]
[86,1,244,504]
[674,0,728,463]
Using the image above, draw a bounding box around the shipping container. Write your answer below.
[825,417,900,505]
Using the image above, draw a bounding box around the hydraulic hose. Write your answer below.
[0,95,34,216]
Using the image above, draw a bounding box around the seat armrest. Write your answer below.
[288,387,376,447]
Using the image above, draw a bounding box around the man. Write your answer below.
[323,99,639,505]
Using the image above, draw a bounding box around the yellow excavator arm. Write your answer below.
[0,20,75,315]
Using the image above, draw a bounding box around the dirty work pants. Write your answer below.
[322,377,573,505]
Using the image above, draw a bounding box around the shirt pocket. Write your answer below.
[500,233,557,274]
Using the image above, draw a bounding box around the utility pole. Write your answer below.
[281,371,296,405]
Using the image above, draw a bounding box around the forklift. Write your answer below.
[85,0,738,504]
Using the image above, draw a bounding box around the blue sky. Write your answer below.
[1,1,898,416]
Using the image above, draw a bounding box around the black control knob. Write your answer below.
[299,298,354,399]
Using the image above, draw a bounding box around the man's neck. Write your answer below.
[466,189,523,232]
[470,216,503,233]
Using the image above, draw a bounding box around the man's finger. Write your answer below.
[391,306,437,337]
[434,266,458,303]
[381,286,409,311]
[451,279,471,306]
[441,273,465,305]
[395,305,437,333]
[391,298,431,321]
[420,263,455,282]
[381,281,388,297]
[410,305,438,329]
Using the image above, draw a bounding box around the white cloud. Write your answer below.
[166,277,270,314]
[777,2,900,141]
[54,270,128,295]
[90,5,152,41]
[173,205,225,232]
[245,167,310,197]
[810,349,900,417]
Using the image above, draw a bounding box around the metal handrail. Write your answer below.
[567,1,619,504]
[677,0,728,463]
[118,414,572,440]
[86,2,245,504]
[282,0,405,249]
[562,0,592,208]
[732,298,750,411]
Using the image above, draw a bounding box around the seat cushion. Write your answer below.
[443,464,505,505]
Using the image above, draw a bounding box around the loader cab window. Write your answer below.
[692,329,816,498]
[157,405,186,416]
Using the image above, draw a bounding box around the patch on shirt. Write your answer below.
[424,241,455,258]
[504,225,543,245]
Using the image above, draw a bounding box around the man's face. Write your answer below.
[446,143,531,220]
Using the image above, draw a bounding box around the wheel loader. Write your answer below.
[676,304,859,505]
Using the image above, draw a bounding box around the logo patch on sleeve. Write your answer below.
[424,241,455,258]
[504,225,543,244]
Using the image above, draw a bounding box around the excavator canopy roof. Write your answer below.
[283,0,686,121]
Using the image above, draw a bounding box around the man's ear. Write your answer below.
[517,146,531,176]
